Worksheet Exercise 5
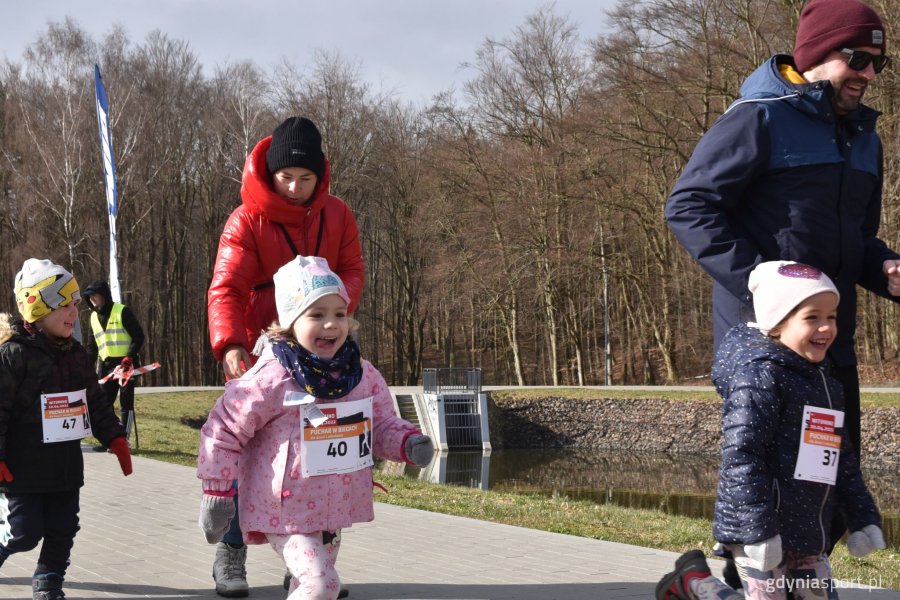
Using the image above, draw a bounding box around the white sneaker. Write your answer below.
[213,542,248,598]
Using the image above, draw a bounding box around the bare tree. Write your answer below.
[1,18,101,274]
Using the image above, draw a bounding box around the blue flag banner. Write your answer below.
[94,64,122,303]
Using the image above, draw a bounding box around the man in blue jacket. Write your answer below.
[666,0,900,586]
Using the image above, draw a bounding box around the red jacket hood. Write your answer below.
[240,135,334,226]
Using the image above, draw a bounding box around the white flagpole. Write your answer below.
[94,64,122,303]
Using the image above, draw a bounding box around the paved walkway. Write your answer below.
[4,450,898,600]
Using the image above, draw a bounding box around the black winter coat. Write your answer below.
[0,319,125,493]
[711,324,880,556]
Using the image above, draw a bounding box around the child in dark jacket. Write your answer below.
[0,259,133,600]
[657,261,884,600]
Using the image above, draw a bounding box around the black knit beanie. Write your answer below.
[265,117,325,180]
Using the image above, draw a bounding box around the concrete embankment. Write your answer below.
[487,393,900,467]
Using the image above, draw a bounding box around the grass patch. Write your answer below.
[87,391,219,467]
[113,390,899,589]
[374,473,716,549]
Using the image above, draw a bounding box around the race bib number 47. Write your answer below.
[301,396,374,477]
[41,389,92,443]
[793,405,843,485]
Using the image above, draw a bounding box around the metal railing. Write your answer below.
[422,368,484,450]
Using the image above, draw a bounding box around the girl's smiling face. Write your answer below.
[292,294,349,359]
[772,291,838,363]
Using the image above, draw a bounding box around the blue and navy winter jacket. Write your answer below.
[666,54,900,366]
[711,324,880,555]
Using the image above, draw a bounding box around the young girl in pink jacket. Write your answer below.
[197,256,434,600]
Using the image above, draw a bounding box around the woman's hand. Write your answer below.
[223,345,251,380]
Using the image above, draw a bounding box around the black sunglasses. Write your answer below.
[840,48,890,74]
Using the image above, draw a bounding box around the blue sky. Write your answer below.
[6,0,618,105]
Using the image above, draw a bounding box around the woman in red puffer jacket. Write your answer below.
[208,117,364,381]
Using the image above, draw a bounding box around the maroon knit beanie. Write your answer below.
[794,0,886,73]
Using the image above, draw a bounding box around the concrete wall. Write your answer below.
[487,394,900,467]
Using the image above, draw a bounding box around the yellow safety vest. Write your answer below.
[90,303,132,360]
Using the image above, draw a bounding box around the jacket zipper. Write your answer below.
[773,478,781,513]
[303,207,311,255]
[723,91,802,115]
[816,368,833,555]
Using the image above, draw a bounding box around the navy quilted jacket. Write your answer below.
[666,54,900,365]
[711,324,880,555]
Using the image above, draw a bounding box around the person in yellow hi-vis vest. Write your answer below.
[83,280,145,451]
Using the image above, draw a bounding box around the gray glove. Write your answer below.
[743,534,782,572]
[198,494,236,544]
[404,434,435,467]
[847,524,886,558]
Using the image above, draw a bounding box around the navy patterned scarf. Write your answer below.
[272,337,363,399]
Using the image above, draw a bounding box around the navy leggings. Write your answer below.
[0,490,80,576]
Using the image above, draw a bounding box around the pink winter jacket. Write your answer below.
[197,346,419,544]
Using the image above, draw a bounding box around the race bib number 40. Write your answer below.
[793,405,843,485]
[301,397,374,477]
[41,389,92,443]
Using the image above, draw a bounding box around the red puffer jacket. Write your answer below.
[207,135,365,362]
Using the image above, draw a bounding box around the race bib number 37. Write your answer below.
[301,396,374,477]
[793,405,843,485]
[41,389,92,443]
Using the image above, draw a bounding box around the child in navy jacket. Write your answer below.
[657,262,884,600]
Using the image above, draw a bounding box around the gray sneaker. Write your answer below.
[213,542,249,598]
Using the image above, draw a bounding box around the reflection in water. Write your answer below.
[380,448,899,548]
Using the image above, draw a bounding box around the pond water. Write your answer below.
[379,448,900,548]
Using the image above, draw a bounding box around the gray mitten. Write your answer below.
[404,434,435,467]
[847,524,886,557]
[198,494,236,544]
[743,534,782,572]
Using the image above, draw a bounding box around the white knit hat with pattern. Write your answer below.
[748,261,839,335]
[274,256,350,328]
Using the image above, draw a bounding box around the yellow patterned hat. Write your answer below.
[14,258,81,323]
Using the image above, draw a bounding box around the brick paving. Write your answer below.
[3,450,898,599]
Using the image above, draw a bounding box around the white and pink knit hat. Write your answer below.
[273,256,350,327]
[748,261,839,334]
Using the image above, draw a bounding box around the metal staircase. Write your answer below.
[394,393,420,427]
[389,369,491,489]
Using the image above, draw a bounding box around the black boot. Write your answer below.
[32,573,65,600]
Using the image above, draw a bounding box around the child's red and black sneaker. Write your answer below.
[655,549,712,600]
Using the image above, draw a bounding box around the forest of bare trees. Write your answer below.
[4,0,900,387]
